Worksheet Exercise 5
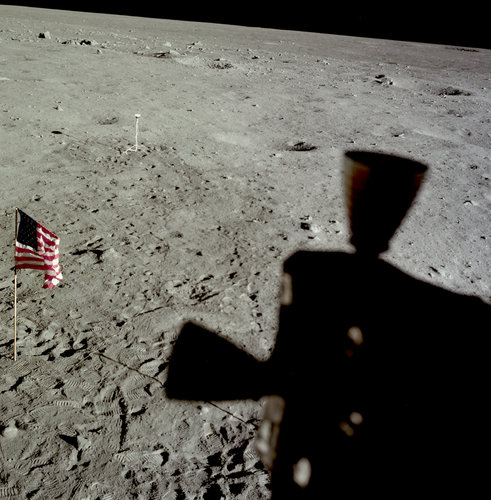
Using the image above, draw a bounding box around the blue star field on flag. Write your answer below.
[17,210,38,250]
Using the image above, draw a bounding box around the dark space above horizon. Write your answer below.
[3,1,490,49]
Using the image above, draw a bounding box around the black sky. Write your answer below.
[2,2,489,49]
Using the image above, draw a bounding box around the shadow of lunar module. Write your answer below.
[167,151,490,499]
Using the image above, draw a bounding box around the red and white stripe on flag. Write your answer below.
[15,217,63,289]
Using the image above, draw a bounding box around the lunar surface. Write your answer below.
[0,5,489,499]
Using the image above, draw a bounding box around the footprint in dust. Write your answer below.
[203,484,224,499]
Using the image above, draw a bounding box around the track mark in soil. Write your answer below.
[118,394,128,448]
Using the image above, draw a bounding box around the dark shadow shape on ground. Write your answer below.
[167,250,490,498]
[167,150,490,498]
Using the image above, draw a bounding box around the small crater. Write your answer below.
[448,46,479,53]
[209,59,233,69]
[98,116,119,125]
[438,87,471,97]
[287,141,317,151]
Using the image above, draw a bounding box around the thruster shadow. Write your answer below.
[166,151,490,498]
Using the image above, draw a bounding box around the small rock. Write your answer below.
[375,74,393,86]
[300,215,312,230]
[39,31,51,39]
[153,51,172,58]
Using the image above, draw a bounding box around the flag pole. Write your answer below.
[14,208,18,361]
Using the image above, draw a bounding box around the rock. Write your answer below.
[374,74,393,86]
[38,31,51,39]
[61,39,98,46]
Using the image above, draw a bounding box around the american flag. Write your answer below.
[15,209,63,289]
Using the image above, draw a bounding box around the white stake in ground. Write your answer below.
[124,114,141,153]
